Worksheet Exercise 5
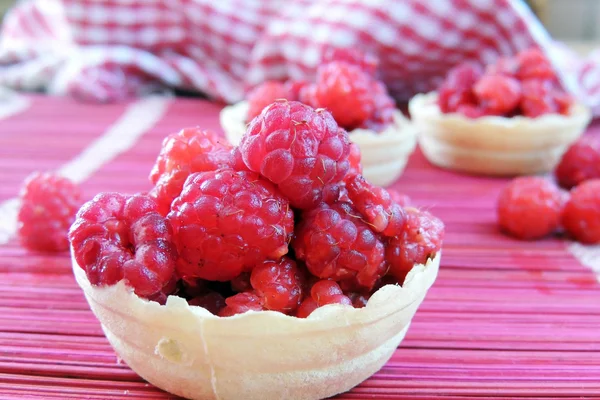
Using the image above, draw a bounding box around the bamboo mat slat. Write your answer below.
[0,94,599,399]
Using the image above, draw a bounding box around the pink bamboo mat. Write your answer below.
[0,94,599,399]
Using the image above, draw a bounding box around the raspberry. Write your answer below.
[516,48,556,81]
[148,274,179,305]
[555,136,600,189]
[296,280,352,318]
[438,62,483,113]
[562,180,600,244]
[240,101,351,210]
[219,292,264,317]
[284,80,308,100]
[486,56,518,77]
[230,272,252,293]
[388,189,411,208]
[473,74,521,115]
[346,174,406,237]
[520,79,557,118]
[497,177,567,240]
[347,142,363,177]
[149,128,232,215]
[386,208,444,284]
[230,147,252,172]
[249,257,303,314]
[308,62,379,130]
[455,104,486,118]
[167,168,294,281]
[322,47,379,76]
[17,172,81,252]
[359,81,395,131]
[246,81,294,121]
[293,202,386,290]
[188,291,226,315]
[69,193,177,299]
[346,291,370,308]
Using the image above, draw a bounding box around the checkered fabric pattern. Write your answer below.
[1,0,600,114]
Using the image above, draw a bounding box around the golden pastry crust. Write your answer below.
[72,252,440,400]
[219,101,416,187]
[409,92,592,176]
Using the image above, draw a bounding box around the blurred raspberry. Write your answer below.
[562,179,600,244]
[240,100,350,210]
[322,47,379,76]
[497,177,567,240]
[246,81,294,121]
[473,74,522,115]
[516,48,557,81]
[438,62,483,113]
[17,172,81,252]
[555,136,600,189]
[359,81,396,131]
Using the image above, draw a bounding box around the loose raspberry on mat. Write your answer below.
[250,257,304,314]
[296,280,352,318]
[167,168,294,281]
[497,177,567,240]
[219,292,264,317]
[246,81,295,121]
[322,47,379,76]
[562,179,600,244]
[69,193,177,299]
[293,202,386,290]
[149,128,232,215]
[17,172,82,252]
[473,74,522,115]
[554,136,600,189]
[386,208,444,284]
[306,62,381,130]
[346,174,406,237]
[240,101,351,210]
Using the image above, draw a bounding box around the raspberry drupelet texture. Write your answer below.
[167,168,294,282]
[554,136,600,189]
[562,179,600,244]
[247,81,295,121]
[438,62,483,113]
[293,202,386,290]
[219,292,264,317]
[359,81,396,131]
[149,128,232,215]
[387,189,411,208]
[347,142,363,178]
[17,172,82,252]
[497,177,567,240]
[473,74,522,115]
[69,193,177,299]
[322,47,379,76]
[346,174,406,237]
[250,257,304,314]
[240,101,351,210]
[296,280,352,318]
[386,208,444,284]
[303,62,379,130]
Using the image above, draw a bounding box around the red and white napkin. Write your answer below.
[2,0,600,115]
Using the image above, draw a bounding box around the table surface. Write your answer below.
[0,93,599,399]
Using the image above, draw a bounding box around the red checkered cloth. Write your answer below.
[2,0,600,114]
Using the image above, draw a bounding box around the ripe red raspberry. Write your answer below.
[296,280,352,318]
[69,193,177,298]
[520,79,571,118]
[249,257,304,314]
[284,80,308,100]
[497,177,567,240]
[359,81,395,131]
[386,208,444,284]
[473,74,522,115]
[293,202,386,290]
[167,168,294,281]
[347,142,363,177]
[149,128,232,215]
[240,101,351,210]
[346,174,405,237]
[555,136,600,189]
[230,272,252,293]
[308,61,379,130]
[322,47,379,76]
[516,48,556,81]
[562,179,600,244]
[246,81,295,121]
[438,62,483,113]
[188,291,226,315]
[486,56,518,77]
[388,189,411,208]
[219,292,264,317]
[17,172,81,252]
[230,147,252,172]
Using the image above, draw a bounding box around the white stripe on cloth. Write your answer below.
[568,242,600,283]
[0,95,172,245]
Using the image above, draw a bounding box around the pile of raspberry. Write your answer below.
[69,101,444,318]
[438,48,574,118]
[497,135,600,244]
[245,48,396,132]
